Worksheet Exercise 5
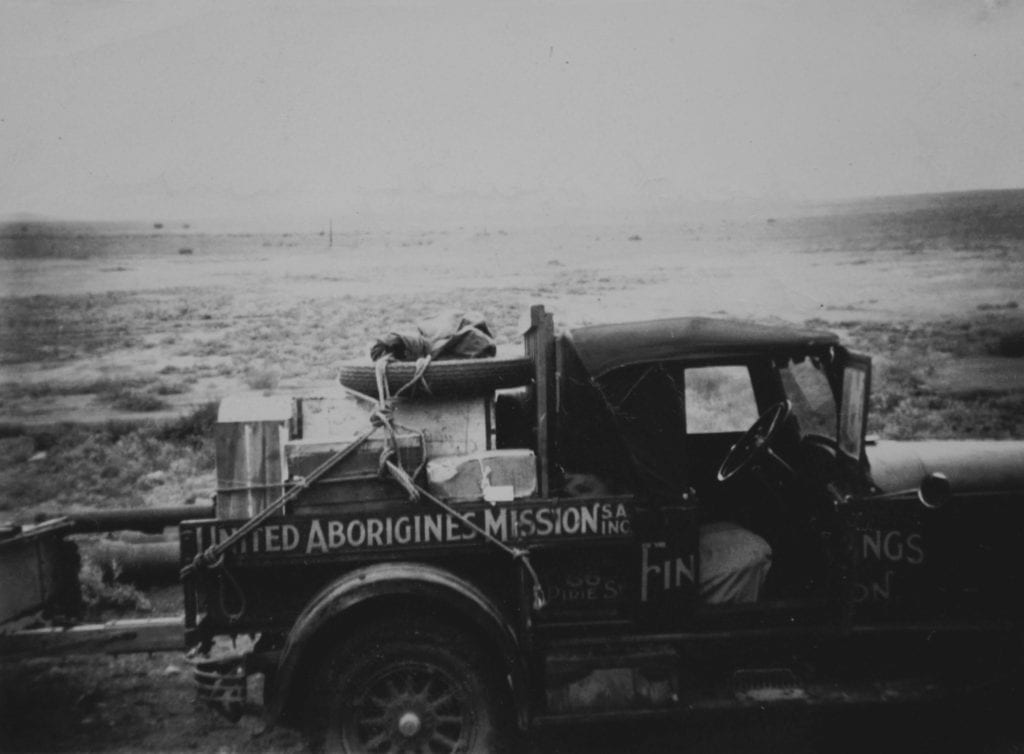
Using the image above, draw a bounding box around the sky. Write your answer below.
[2,0,1023,225]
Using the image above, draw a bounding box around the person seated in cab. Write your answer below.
[561,471,771,605]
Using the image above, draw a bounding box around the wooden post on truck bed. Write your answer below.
[524,304,555,498]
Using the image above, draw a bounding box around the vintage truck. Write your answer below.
[165,305,1023,751]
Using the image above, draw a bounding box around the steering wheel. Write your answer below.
[716,400,793,482]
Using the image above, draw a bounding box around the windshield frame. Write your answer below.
[837,351,872,462]
[777,352,839,445]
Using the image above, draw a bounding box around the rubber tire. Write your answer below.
[338,356,533,399]
[306,615,511,754]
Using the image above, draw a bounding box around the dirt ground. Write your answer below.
[4,648,1024,754]
[2,197,1024,752]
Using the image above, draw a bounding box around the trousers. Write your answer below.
[699,521,772,604]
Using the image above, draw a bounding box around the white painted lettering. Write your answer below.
[872,570,894,600]
[328,520,345,549]
[424,515,443,542]
[562,507,580,535]
[446,515,461,542]
[906,533,925,565]
[674,554,695,585]
[394,517,411,545]
[883,531,904,561]
[265,525,281,553]
[863,530,881,560]
[306,521,327,554]
[535,508,554,536]
[580,504,599,535]
[483,508,508,539]
[641,541,666,602]
[348,520,366,547]
[367,518,384,547]
[518,509,535,537]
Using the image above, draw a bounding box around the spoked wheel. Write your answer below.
[337,660,472,753]
[309,617,508,754]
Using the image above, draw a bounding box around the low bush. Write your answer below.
[79,558,152,616]
[0,404,216,517]
[156,401,217,447]
[244,367,279,391]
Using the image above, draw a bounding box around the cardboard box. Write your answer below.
[426,449,537,503]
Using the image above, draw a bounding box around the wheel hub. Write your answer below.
[397,711,421,737]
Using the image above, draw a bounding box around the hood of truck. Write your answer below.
[866,439,1024,494]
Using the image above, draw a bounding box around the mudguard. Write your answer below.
[265,561,529,727]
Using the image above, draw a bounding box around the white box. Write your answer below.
[426,449,537,503]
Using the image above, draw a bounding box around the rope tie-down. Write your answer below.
[181,356,547,621]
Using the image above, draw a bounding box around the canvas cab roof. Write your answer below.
[565,316,839,378]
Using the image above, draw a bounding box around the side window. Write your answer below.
[684,366,758,434]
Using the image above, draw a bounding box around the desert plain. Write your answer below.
[1,189,1024,752]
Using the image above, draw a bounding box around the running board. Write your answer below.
[533,674,978,726]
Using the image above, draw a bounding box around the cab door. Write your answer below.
[840,347,1024,623]
[545,353,700,632]
[832,349,899,624]
[592,361,702,628]
[837,349,957,623]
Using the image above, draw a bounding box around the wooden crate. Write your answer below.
[299,392,491,456]
[215,420,290,519]
[286,432,426,512]
[0,519,77,625]
[214,395,294,519]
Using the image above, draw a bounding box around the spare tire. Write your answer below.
[338,355,533,398]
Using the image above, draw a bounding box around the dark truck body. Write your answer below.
[180,306,1024,751]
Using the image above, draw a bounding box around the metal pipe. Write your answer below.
[84,540,182,585]
[65,504,215,534]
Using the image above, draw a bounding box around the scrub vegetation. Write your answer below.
[1,194,1023,522]
[837,316,1024,439]
[1,191,1023,751]
[0,403,217,522]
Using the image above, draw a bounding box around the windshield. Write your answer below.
[778,356,837,441]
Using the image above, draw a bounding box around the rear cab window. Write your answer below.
[684,365,759,434]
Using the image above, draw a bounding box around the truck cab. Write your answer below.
[180,305,1024,753]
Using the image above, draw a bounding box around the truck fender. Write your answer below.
[266,561,529,728]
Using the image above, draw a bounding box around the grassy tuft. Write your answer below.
[78,558,152,616]
[871,392,1024,440]
[103,389,169,412]
[156,402,218,447]
[244,367,280,392]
